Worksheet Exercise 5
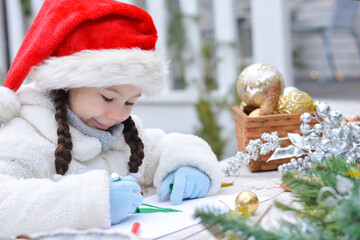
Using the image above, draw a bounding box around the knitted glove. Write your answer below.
[109,176,143,225]
[158,166,210,205]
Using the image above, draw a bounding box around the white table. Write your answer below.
[152,160,292,240]
[26,160,292,240]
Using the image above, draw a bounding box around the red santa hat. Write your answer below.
[0,0,165,122]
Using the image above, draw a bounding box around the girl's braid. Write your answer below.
[122,116,144,173]
[53,89,73,175]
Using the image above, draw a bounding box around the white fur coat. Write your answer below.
[0,85,222,237]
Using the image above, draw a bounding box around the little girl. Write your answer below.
[0,0,222,237]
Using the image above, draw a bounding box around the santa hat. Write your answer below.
[0,0,166,122]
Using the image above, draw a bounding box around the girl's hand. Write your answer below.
[109,176,143,225]
[158,166,210,205]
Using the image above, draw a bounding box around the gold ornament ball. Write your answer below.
[277,90,316,114]
[235,191,259,215]
[248,108,261,117]
[236,63,285,107]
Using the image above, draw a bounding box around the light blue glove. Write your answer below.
[109,176,143,225]
[158,166,210,205]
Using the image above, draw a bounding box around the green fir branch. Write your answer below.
[194,208,280,240]
[194,155,360,239]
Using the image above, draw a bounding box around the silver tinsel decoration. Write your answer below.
[223,102,360,176]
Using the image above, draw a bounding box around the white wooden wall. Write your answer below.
[251,0,294,86]
[2,0,358,158]
[134,0,239,159]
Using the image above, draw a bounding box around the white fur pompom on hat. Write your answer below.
[0,87,21,122]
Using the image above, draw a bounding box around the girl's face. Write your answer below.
[68,84,141,130]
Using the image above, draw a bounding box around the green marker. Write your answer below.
[111,172,121,182]
[169,183,173,190]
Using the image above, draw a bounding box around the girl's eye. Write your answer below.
[125,101,134,106]
[102,95,113,102]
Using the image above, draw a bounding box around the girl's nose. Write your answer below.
[106,108,124,122]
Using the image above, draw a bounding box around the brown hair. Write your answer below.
[53,89,73,175]
[53,89,144,175]
[122,116,144,173]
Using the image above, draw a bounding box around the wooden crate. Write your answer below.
[233,106,316,172]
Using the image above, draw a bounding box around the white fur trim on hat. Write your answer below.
[28,48,166,96]
[0,86,21,122]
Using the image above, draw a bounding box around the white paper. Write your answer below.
[111,194,240,239]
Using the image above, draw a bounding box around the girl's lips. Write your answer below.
[94,119,111,130]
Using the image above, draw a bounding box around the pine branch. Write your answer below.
[194,207,280,239]
[194,156,360,239]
